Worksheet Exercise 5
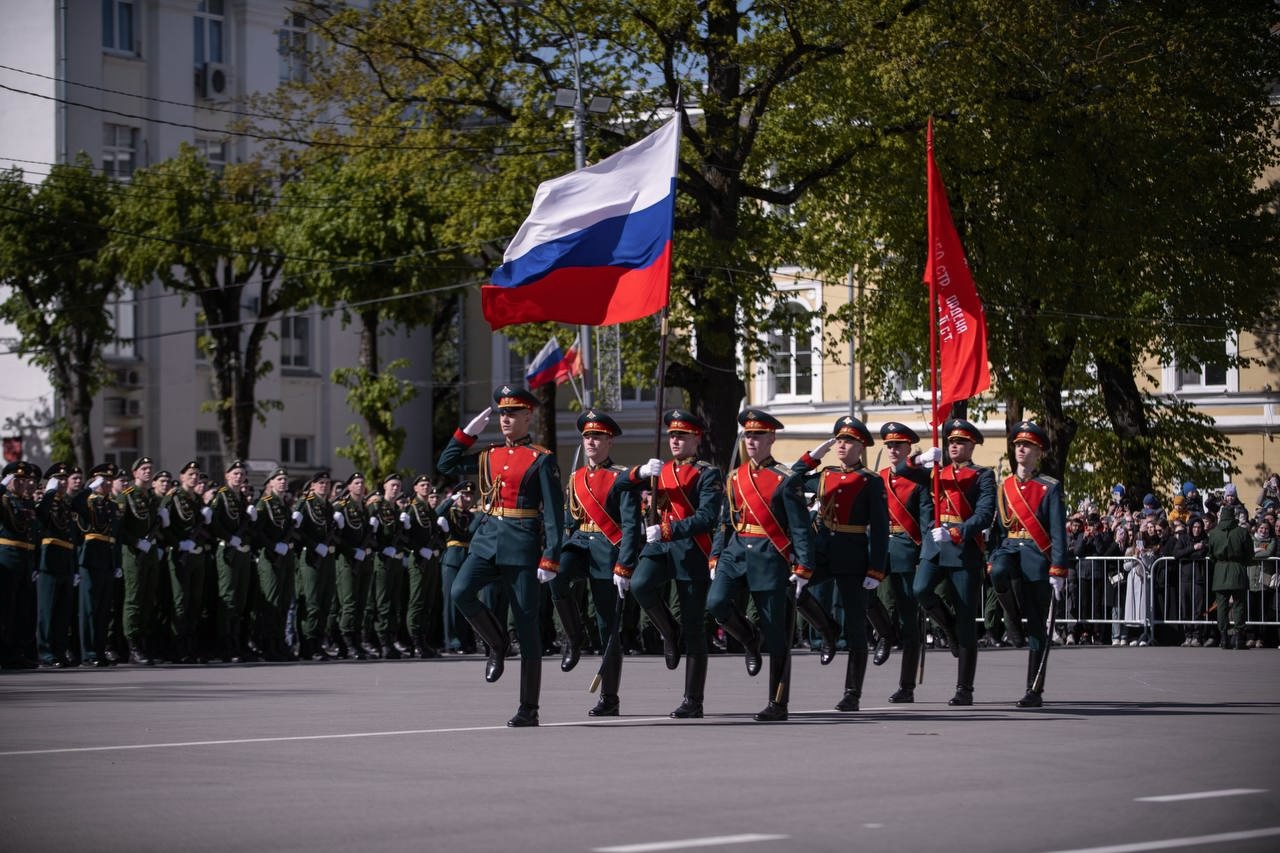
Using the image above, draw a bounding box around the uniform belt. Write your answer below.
[1006,530,1035,540]
[487,506,539,519]
[446,540,470,549]
[41,537,75,550]
[0,536,35,551]
[579,521,604,534]
[939,514,965,523]
[734,523,768,536]
[84,533,116,544]
[821,522,867,534]
[889,523,907,534]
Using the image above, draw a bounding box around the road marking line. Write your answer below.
[0,716,676,757]
[594,834,788,853]
[1135,788,1265,803]
[1042,826,1280,853]
[0,685,144,693]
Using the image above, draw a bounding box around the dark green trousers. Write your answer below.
[297,551,336,643]
[336,554,372,636]
[122,545,158,645]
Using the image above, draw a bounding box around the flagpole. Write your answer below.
[927,117,942,526]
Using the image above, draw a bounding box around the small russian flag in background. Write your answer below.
[482,117,680,330]
[524,335,583,389]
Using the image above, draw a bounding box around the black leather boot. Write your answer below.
[670,654,707,718]
[381,635,401,660]
[589,646,622,716]
[795,588,838,665]
[415,635,438,658]
[718,608,763,676]
[343,633,368,660]
[466,607,510,682]
[507,658,541,727]
[889,640,919,703]
[835,646,868,711]
[754,654,789,721]
[643,605,682,670]
[1017,648,1044,707]
[867,593,898,666]
[923,601,961,659]
[948,645,977,706]
[995,584,1026,648]
[554,597,585,672]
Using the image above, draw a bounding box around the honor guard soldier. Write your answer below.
[438,385,565,727]
[406,474,443,659]
[74,464,119,666]
[208,460,253,663]
[708,410,816,722]
[547,410,641,717]
[787,416,889,711]
[332,473,374,659]
[35,463,78,667]
[989,421,1067,707]
[160,461,208,664]
[437,482,477,653]
[116,457,160,665]
[296,471,337,661]
[615,409,723,718]
[914,419,996,706]
[877,422,934,703]
[368,473,410,660]
[251,467,296,661]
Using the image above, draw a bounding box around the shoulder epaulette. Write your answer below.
[694,460,711,468]
[122,485,135,495]
[530,443,551,455]
[1037,474,1060,486]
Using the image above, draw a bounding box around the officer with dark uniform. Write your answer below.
[35,462,78,667]
[914,418,996,706]
[368,473,409,660]
[437,482,477,653]
[876,421,934,703]
[116,457,160,665]
[160,460,208,663]
[252,466,296,661]
[615,409,724,718]
[295,470,337,661]
[989,421,1067,707]
[208,460,253,662]
[438,385,565,727]
[332,472,374,659]
[406,474,443,658]
[547,410,641,716]
[74,463,119,666]
[788,416,889,711]
[708,409,816,722]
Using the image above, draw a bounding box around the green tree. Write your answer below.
[0,157,126,471]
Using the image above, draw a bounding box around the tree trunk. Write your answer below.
[1096,338,1153,501]
[533,381,557,457]
[1034,336,1077,483]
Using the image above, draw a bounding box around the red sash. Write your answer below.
[937,464,975,520]
[1001,476,1052,554]
[881,468,922,545]
[819,468,868,525]
[573,467,622,546]
[659,462,712,557]
[736,463,792,560]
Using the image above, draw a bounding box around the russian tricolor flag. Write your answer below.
[482,117,680,330]
[525,335,583,389]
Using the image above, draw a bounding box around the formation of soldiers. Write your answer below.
[0,382,1070,728]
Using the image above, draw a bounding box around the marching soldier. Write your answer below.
[0,463,37,669]
[295,471,337,661]
[707,409,816,722]
[369,473,410,660]
[35,462,78,667]
[914,418,996,706]
[207,460,253,663]
[333,472,374,659]
[116,457,160,665]
[547,410,642,716]
[616,409,724,719]
[787,416,889,712]
[989,421,1067,707]
[160,461,209,664]
[437,482,477,653]
[406,474,443,658]
[437,385,564,727]
[251,467,296,661]
[877,421,934,703]
[74,463,119,667]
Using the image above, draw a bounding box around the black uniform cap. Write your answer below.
[738,409,784,433]
[879,422,920,444]
[131,456,153,472]
[179,460,201,475]
[492,385,538,411]
[577,410,621,437]
[832,416,872,445]
[1010,420,1049,450]
[663,409,705,435]
[944,418,984,445]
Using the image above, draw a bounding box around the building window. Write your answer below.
[104,293,137,358]
[196,430,223,476]
[765,300,815,401]
[104,428,139,473]
[102,0,135,53]
[1165,333,1237,392]
[194,138,228,174]
[103,124,139,180]
[280,315,311,370]
[281,436,311,466]
[194,0,226,66]
[278,12,308,84]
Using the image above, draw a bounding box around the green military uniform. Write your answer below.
[437,485,476,652]
[36,463,79,667]
[207,463,253,662]
[295,472,337,661]
[159,462,208,663]
[405,476,443,658]
[1208,504,1252,649]
[0,462,40,669]
[368,478,409,660]
[251,468,296,661]
[74,464,120,667]
[116,457,160,665]
[333,474,374,658]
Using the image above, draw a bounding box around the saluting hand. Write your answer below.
[463,407,493,437]
[808,438,837,461]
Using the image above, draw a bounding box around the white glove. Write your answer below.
[157,507,170,527]
[200,506,213,523]
[369,515,380,530]
[136,538,152,554]
[72,573,80,587]
[639,458,663,478]
[229,535,242,549]
[709,565,716,581]
[437,516,449,533]
[536,568,555,584]
[291,511,303,525]
[863,576,881,590]
[247,504,258,521]
[382,546,397,558]
[315,543,329,557]
[808,438,837,461]
[31,570,37,583]
[917,447,943,469]
[399,512,410,529]
[333,511,345,529]
[463,406,493,437]
[645,524,662,544]
[1050,576,1065,600]
[88,476,104,491]
[419,547,433,559]
[354,547,366,562]
[274,542,288,556]
[45,477,61,493]
[790,573,808,598]
[929,526,950,544]
[1110,573,1122,586]
[614,573,631,595]
[114,567,123,579]
[178,539,196,553]
[1,474,13,488]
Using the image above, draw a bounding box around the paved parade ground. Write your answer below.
[2,646,1278,853]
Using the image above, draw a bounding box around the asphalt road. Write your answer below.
[2,645,1277,853]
